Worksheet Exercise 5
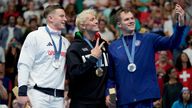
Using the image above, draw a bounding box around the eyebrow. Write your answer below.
[89,17,95,21]
[124,16,134,20]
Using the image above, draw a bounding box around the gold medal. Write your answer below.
[96,68,104,77]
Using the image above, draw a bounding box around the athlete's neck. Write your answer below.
[123,31,135,36]
[47,24,60,32]
[84,30,97,41]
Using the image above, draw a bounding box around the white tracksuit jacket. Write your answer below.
[18,26,70,90]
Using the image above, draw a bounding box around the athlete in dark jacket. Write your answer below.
[66,9,108,108]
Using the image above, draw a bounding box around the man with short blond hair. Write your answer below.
[17,5,70,108]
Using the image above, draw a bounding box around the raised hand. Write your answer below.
[91,38,105,59]
[175,4,185,26]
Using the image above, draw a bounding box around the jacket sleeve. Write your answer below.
[17,32,36,96]
[153,24,189,51]
[105,47,116,96]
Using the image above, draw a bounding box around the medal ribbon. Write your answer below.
[122,34,136,64]
[45,26,62,60]
[83,37,102,68]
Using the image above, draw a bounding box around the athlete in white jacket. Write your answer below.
[17,5,70,108]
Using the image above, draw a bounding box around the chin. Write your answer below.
[129,27,135,31]
[130,28,135,31]
[60,26,66,30]
[93,29,99,32]
[93,27,99,30]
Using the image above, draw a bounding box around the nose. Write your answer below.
[130,18,134,22]
[95,19,98,25]
[130,19,135,24]
[64,17,67,22]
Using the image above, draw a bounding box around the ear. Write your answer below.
[79,24,86,30]
[48,15,53,21]
[117,21,122,28]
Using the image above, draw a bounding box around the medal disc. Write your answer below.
[52,59,60,69]
[127,63,136,72]
[96,68,104,77]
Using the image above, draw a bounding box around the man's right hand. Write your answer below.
[105,95,111,107]
[17,96,31,107]
[91,38,105,59]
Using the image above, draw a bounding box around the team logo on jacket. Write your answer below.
[102,46,106,51]
[47,42,53,46]
[117,45,123,50]
[82,48,89,51]
[135,40,141,46]
[82,53,108,67]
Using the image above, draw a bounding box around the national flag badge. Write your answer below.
[135,40,141,46]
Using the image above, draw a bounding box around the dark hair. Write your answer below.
[185,33,192,46]
[65,3,76,16]
[163,67,176,83]
[178,89,192,104]
[43,5,64,18]
[29,18,37,24]
[175,52,191,71]
[98,18,107,24]
[115,8,133,23]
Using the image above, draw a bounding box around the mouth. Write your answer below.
[127,25,134,28]
[61,22,65,25]
[128,23,135,28]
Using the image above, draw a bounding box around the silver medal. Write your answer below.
[96,68,104,77]
[52,59,60,69]
[127,63,136,72]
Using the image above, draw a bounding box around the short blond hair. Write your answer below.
[75,9,96,31]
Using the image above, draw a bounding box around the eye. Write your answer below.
[124,18,129,21]
[131,17,134,20]
[59,14,65,18]
[90,18,95,21]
